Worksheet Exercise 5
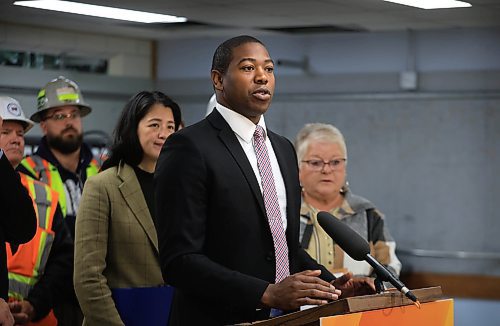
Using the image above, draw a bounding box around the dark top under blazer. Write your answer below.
[155,110,334,325]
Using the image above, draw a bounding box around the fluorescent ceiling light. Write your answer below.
[14,0,187,23]
[383,0,471,9]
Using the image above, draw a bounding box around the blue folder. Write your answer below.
[111,286,174,326]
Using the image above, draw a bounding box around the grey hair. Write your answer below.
[295,123,348,163]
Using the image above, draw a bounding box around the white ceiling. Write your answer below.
[1,0,499,39]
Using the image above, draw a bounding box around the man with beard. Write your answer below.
[18,76,100,326]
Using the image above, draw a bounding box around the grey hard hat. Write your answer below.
[0,96,34,132]
[31,76,92,123]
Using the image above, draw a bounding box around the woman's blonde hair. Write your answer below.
[295,123,347,163]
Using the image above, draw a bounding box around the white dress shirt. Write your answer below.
[215,103,288,230]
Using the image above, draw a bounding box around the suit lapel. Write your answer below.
[207,111,266,217]
[117,163,159,252]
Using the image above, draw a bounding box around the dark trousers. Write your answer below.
[54,301,83,326]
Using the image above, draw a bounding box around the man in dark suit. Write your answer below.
[155,35,374,325]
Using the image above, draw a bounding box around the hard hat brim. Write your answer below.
[3,117,35,133]
[30,104,92,123]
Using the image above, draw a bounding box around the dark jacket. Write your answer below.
[155,110,333,325]
[26,204,74,321]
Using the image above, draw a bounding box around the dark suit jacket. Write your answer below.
[155,110,334,325]
[0,152,37,299]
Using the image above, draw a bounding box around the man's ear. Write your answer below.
[39,120,48,135]
[211,70,224,91]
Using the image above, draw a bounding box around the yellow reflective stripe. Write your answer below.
[49,171,66,217]
[25,177,36,200]
[45,186,53,226]
[33,230,47,279]
[58,93,79,101]
[8,291,24,301]
[8,272,37,286]
[37,233,54,277]
[37,89,46,99]
[8,275,36,300]
[20,159,38,180]
[86,162,99,177]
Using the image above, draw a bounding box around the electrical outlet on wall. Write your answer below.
[400,71,418,90]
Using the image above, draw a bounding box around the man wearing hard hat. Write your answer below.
[0,97,73,326]
[0,102,37,326]
[19,76,100,237]
[18,76,100,325]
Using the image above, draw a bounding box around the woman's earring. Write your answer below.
[340,180,349,194]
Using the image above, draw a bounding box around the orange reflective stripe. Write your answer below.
[19,173,39,220]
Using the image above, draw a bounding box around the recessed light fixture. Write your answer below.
[14,0,187,23]
[383,0,471,9]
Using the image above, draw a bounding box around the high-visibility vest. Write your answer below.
[6,173,59,326]
[20,154,100,217]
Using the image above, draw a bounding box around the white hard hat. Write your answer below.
[0,96,35,132]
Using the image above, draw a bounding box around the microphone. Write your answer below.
[317,211,419,304]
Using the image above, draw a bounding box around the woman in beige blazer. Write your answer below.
[74,91,182,325]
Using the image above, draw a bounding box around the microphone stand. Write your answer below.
[374,276,386,294]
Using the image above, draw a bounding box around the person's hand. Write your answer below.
[0,299,14,326]
[332,272,376,298]
[8,300,35,325]
[260,270,341,311]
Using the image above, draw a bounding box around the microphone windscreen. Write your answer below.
[317,211,370,261]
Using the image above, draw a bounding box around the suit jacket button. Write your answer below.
[266,252,274,261]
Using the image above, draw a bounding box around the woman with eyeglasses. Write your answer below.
[74,91,181,325]
[295,123,401,279]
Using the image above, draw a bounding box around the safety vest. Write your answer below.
[20,155,100,217]
[6,173,59,326]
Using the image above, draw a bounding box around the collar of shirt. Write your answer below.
[215,102,267,143]
[0,149,3,159]
[301,195,355,220]
[215,101,288,231]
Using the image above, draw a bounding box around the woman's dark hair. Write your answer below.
[102,91,182,170]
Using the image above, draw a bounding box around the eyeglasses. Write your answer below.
[44,111,81,121]
[301,158,346,171]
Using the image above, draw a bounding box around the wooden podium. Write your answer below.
[242,287,452,326]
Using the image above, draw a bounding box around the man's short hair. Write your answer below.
[211,35,264,75]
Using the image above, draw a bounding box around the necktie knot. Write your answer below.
[254,125,265,141]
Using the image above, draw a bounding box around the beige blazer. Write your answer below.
[74,163,164,326]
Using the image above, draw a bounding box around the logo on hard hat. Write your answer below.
[7,103,21,117]
[56,86,80,103]
[37,89,48,109]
